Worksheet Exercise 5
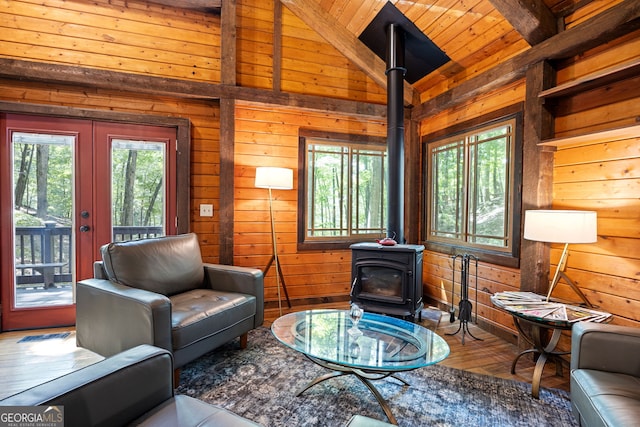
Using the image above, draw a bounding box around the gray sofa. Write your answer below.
[570,322,640,427]
[76,233,264,369]
[0,344,260,426]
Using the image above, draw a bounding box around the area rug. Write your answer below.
[17,332,70,343]
[178,327,577,427]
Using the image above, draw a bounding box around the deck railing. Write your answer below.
[15,225,163,288]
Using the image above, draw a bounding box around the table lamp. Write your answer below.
[255,166,293,316]
[523,210,597,306]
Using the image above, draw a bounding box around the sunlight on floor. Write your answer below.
[0,330,103,399]
[26,335,79,356]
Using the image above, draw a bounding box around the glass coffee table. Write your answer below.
[271,309,450,425]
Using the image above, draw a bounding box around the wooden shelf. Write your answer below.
[539,58,640,99]
[538,123,640,147]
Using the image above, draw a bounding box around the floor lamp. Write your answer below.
[255,166,293,316]
[524,210,597,306]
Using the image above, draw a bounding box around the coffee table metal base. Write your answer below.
[298,355,409,425]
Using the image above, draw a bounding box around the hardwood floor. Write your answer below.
[435,315,571,392]
[0,307,570,401]
[0,326,103,400]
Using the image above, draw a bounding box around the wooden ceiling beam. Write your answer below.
[413,0,640,120]
[0,58,386,118]
[489,0,557,45]
[279,0,419,107]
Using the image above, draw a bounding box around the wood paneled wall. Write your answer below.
[1,0,221,83]
[419,30,640,336]
[0,0,638,336]
[236,0,386,102]
[549,34,640,327]
[237,0,274,89]
[233,101,387,305]
[280,6,386,102]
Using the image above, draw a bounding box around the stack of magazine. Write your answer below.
[491,291,611,323]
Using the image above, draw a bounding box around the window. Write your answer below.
[298,131,387,250]
[424,112,522,266]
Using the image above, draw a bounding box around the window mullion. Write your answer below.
[308,144,317,237]
[347,147,353,235]
[461,138,469,242]
[381,150,386,235]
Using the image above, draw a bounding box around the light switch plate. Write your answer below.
[200,204,213,217]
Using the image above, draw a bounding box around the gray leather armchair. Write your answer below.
[76,233,264,369]
[0,344,260,426]
[570,322,640,427]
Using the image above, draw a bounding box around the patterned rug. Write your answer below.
[18,332,71,343]
[177,327,577,427]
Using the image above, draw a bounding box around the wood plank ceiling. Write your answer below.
[159,0,600,104]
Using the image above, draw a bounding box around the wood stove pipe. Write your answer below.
[386,23,406,243]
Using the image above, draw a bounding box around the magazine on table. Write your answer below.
[492,291,546,302]
[564,305,611,323]
[491,291,611,323]
[516,304,564,319]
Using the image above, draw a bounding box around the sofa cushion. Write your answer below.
[132,395,261,426]
[101,233,204,296]
[571,369,640,427]
[0,345,174,427]
[170,289,257,350]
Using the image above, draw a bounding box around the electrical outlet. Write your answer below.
[199,204,213,217]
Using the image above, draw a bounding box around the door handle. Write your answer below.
[79,225,90,232]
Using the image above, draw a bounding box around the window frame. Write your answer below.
[297,129,387,251]
[421,106,523,268]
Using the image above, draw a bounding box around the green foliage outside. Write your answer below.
[13,210,44,226]
[307,143,386,239]
[431,122,512,248]
[12,136,164,230]
[111,141,164,228]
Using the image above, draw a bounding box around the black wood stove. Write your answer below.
[350,242,424,321]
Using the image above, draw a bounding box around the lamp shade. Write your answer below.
[255,167,293,190]
[524,210,597,244]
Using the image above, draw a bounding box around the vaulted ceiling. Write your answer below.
[148,0,624,107]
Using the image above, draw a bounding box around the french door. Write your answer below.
[1,114,176,330]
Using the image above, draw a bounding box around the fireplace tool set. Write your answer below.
[446,253,483,344]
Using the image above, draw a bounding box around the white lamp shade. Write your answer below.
[524,210,597,244]
[255,167,293,190]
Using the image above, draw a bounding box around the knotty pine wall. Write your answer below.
[549,33,640,329]
[1,0,221,83]
[280,5,386,102]
[419,31,640,337]
[233,101,387,305]
[414,0,622,102]
[237,0,387,102]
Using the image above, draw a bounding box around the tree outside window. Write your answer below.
[424,113,522,266]
[111,139,165,236]
[298,132,387,250]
